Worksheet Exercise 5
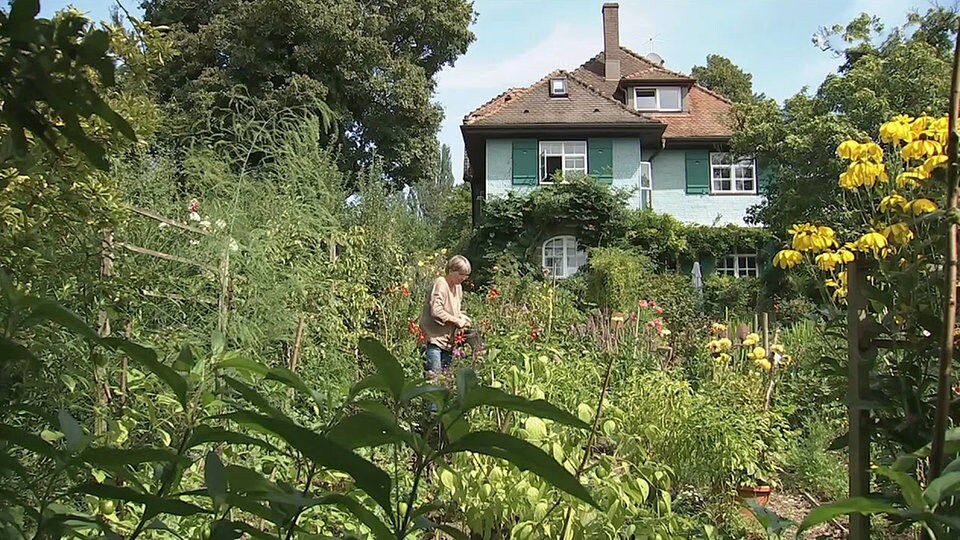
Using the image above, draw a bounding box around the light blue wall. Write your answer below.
[486,138,642,201]
[649,150,760,226]
[485,142,759,226]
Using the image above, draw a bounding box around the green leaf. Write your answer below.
[211,331,226,355]
[210,521,273,540]
[173,345,195,372]
[101,338,188,408]
[924,472,960,506]
[460,384,588,429]
[214,353,267,376]
[798,497,899,532]
[349,374,388,397]
[0,338,36,369]
[9,0,40,27]
[400,383,447,403]
[0,451,27,477]
[220,411,392,513]
[72,483,207,517]
[266,367,324,404]
[319,494,392,540]
[57,409,84,452]
[0,424,57,458]
[186,426,279,453]
[443,430,597,509]
[24,299,97,339]
[326,412,404,450]
[220,376,284,419]
[79,447,186,466]
[358,338,404,400]
[204,451,227,510]
[876,467,925,510]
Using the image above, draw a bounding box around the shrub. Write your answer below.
[702,274,761,321]
[585,247,654,311]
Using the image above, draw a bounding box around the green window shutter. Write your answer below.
[699,255,716,276]
[588,138,614,184]
[685,150,710,195]
[511,139,538,185]
[756,159,770,194]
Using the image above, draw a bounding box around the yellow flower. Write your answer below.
[880,193,908,213]
[855,231,888,255]
[752,346,767,359]
[895,169,929,189]
[789,223,838,252]
[879,118,913,145]
[780,354,793,366]
[836,140,861,160]
[718,338,732,351]
[901,139,943,161]
[882,222,914,245]
[742,333,760,347]
[417,261,425,267]
[904,198,938,216]
[709,322,728,334]
[815,251,845,271]
[440,248,448,255]
[755,358,773,371]
[922,155,949,175]
[773,249,803,269]
[841,160,887,189]
[770,344,785,355]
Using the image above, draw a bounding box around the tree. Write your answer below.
[141,0,476,187]
[734,8,957,238]
[690,54,755,104]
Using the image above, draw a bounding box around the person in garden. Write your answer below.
[420,255,471,376]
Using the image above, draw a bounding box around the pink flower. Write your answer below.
[453,348,464,358]
[654,306,664,314]
[639,300,649,308]
[650,300,658,308]
[188,198,200,212]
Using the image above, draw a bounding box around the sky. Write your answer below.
[42,0,934,182]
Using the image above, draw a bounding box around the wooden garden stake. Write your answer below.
[847,259,871,539]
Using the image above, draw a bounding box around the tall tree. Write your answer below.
[141,0,476,187]
[734,8,957,238]
[690,54,755,103]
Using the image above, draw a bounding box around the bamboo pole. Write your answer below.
[847,260,871,539]
[930,22,960,479]
[290,316,305,372]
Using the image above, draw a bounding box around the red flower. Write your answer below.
[401,286,410,297]
[528,321,540,341]
[455,332,466,345]
[188,198,200,212]
[488,288,501,300]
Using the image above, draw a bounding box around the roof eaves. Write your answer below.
[462,69,565,125]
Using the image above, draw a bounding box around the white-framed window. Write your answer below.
[716,252,758,278]
[542,235,587,279]
[539,141,587,183]
[710,152,757,194]
[640,161,652,209]
[549,77,568,97]
[634,87,682,111]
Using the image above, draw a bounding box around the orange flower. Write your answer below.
[488,288,501,300]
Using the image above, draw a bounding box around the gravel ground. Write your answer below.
[766,491,847,539]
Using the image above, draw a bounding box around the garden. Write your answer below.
[4,1,960,539]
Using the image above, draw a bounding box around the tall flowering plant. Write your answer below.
[771,115,955,468]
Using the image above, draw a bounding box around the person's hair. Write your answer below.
[445,255,471,275]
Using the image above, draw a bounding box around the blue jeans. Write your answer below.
[424,344,453,374]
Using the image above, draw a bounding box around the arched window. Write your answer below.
[542,235,587,278]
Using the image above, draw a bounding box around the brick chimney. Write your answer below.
[602,3,620,81]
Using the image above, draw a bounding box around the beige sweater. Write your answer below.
[419,276,462,350]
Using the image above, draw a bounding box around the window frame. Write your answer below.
[541,235,587,279]
[640,161,653,209]
[716,252,759,278]
[709,152,757,194]
[633,86,683,112]
[539,141,587,184]
[549,77,568,97]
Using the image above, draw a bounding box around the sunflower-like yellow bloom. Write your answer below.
[773,249,802,269]
[895,169,929,189]
[815,248,855,271]
[904,198,938,216]
[856,232,888,255]
[789,223,838,252]
[837,140,862,160]
[922,155,949,175]
[879,118,913,145]
[742,333,760,347]
[880,193,908,213]
[882,222,915,245]
[901,139,943,161]
[841,160,887,189]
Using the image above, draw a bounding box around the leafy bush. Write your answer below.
[782,416,847,500]
[702,274,761,321]
[585,247,655,311]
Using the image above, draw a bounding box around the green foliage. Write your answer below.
[585,247,655,311]
[735,7,957,236]
[781,416,847,500]
[468,176,630,280]
[702,274,761,321]
[690,54,756,104]
[0,1,136,168]
[142,0,476,187]
[623,210,771,271]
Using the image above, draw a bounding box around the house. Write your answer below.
[461,3,764,279]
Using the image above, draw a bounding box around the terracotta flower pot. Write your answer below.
[737,484,772,506]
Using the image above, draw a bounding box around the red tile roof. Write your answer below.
[463,46,733,140]
[463,69,661,126]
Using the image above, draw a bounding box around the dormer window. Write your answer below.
[549,77,568,97]
[634,87,682,111]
